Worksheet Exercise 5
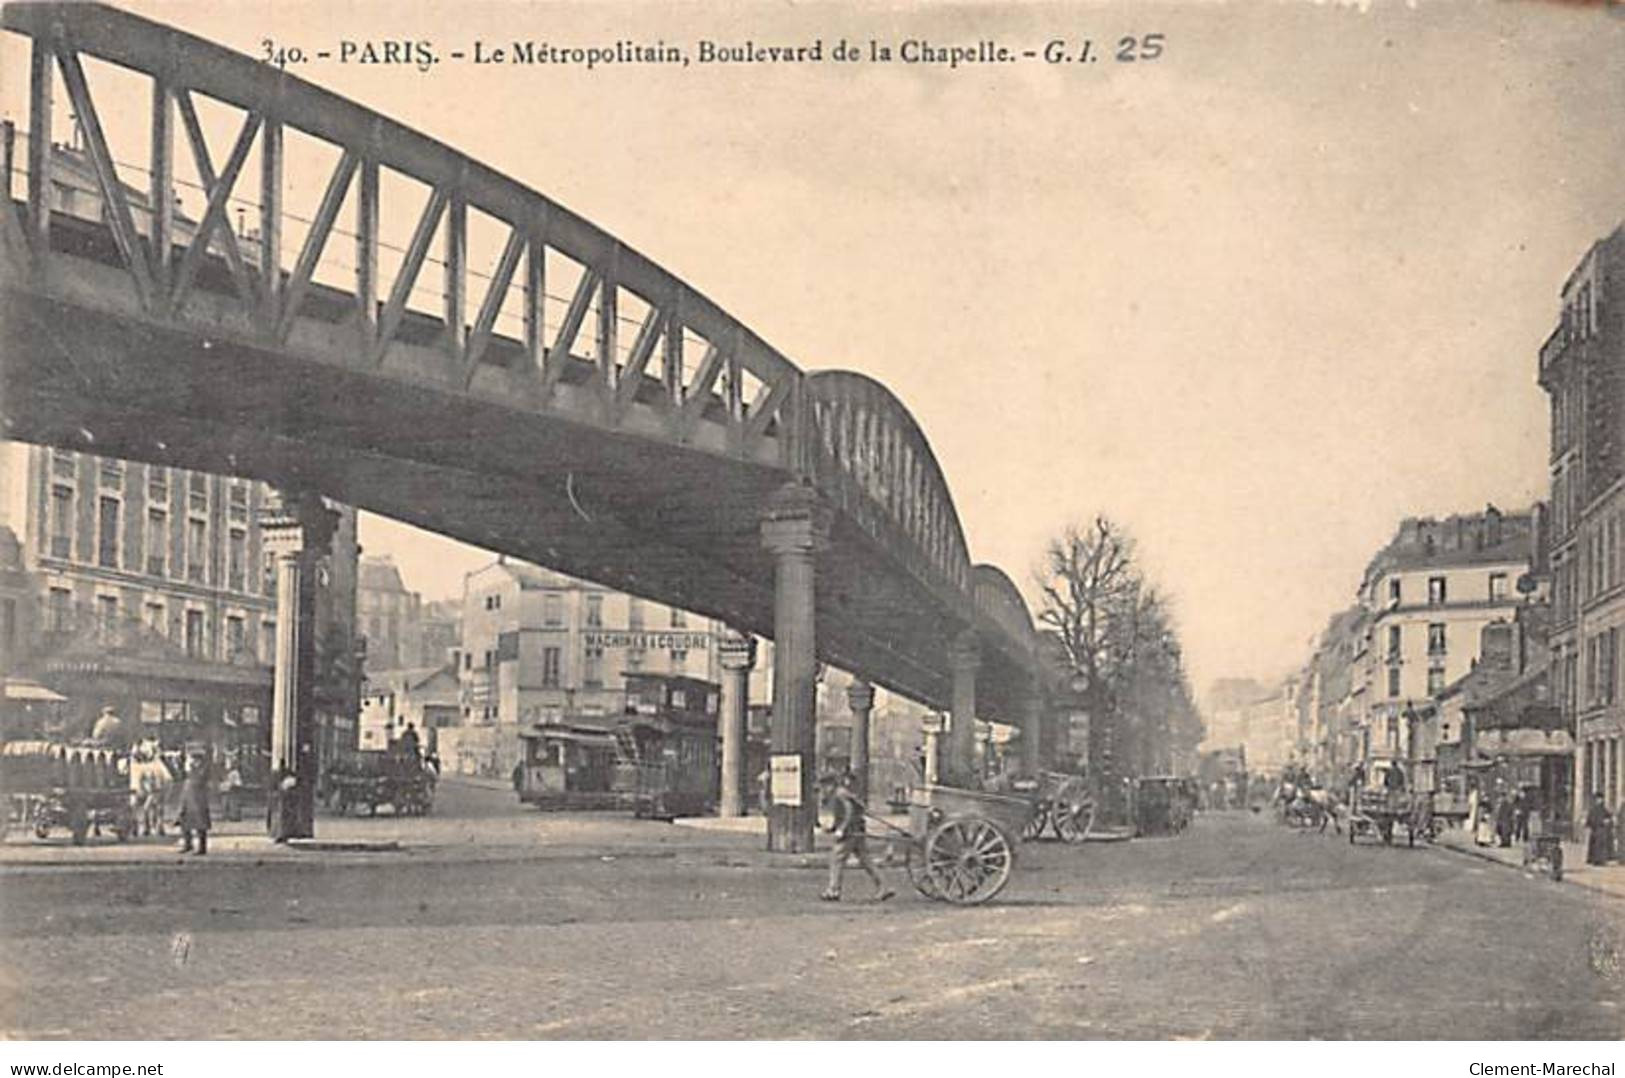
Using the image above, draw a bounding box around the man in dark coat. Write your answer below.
[1495,795,1516,848]
[1586,793,1614,866]
[177,750,212,855]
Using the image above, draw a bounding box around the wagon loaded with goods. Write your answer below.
[0,740,134,844]
[324,749,435,816]
[1347,787,1430,847]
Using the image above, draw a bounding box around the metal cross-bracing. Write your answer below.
[0,3,1049,751]
[1,2,804,468]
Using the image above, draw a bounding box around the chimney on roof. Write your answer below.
[1485,504,1503,546]
[1479,620,1515,672]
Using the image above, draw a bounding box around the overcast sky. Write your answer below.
[15,1,1625,698]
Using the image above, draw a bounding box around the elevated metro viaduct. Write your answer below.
[0,2,1061,850]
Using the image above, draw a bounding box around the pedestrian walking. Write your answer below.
[818,771,893,903]
[1513,788,1530,843]
[218,754,244,822]
[399,722,421,760]
[1495,795,1515,848]
[1475,793,1497,847]
[1585,793,1614,866]
[176,749,212,856]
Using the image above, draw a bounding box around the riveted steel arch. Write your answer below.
[973,564,1037,646]
[804,370,973,605]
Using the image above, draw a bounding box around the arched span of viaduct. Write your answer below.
[0,2,1045,718]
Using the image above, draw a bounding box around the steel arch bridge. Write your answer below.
[0,4,1048,752]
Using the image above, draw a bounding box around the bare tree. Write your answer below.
[1036,518,1203,778]
[1034,516,1142,692]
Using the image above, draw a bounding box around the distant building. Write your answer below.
[1201,678,1297,776]
[357,555,422,672]
[1538,222,1625,828]
[358,665,459,751]
[1353,506,1542,765]
[1288,607,1370,782]
[419,598,461,668]
[441,558,722,780]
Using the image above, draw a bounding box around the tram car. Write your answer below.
[614,673,721,820]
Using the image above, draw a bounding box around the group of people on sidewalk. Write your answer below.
[1463,779,1617,868]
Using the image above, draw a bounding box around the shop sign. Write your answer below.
[581,631,711,651]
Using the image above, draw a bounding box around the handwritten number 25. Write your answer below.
[1116,34,1165,62]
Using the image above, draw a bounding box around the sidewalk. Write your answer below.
[1430,825,1625,900]
[0,804,852,874]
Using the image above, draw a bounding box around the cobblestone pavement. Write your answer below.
[1,785,1621,1039]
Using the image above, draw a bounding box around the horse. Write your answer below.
[128,738,174,838]
[1274,780,1299,823]
[1288,787,1344,835]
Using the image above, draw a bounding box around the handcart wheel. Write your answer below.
[904,841,942,900]
[1052,799,1095,844]
[1021,805,1050,842]
[923,817,1014,905]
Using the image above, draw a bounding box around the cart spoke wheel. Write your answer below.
[1022,806,1050,842]
[924,818,1014,905]
[1053,800,1094,844]
[904,842,941,899]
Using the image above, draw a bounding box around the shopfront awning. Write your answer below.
[3,679,68,703]
[1474,728,1575,758]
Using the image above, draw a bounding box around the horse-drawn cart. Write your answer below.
[1348,787,1429,847]
[892,783,1035,905]
[1014,770,1096,843]
[324,750,435,816]
[0,740,134,845]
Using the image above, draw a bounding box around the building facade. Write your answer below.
[1539,223,1625,829]
[1352,508,1540,776]
[357,554,423,672]
[442,558,723,779]
[0,440,360,778]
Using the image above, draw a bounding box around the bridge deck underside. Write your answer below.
[1,277,1031,719]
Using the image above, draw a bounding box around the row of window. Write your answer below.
[1563,508,1625,619]
[41,586,274,664]
[47,481,261,595]
[53,451,249,517]
[1582,735,1622,810]
[1553,628,1625,715]
[462,643,693,689]
[1385,622,1452,660]
[475,590,692,630]
[1384,664,1447,699]
[1387,573,1506,607]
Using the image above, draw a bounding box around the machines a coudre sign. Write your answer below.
[580,631,712,651]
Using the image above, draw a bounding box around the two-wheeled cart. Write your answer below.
[1014,770,1096,843]
[860,783,1035,905]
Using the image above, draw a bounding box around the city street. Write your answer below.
[1,781,1620,1039]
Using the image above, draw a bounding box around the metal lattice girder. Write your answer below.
[0,1,1049,708]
